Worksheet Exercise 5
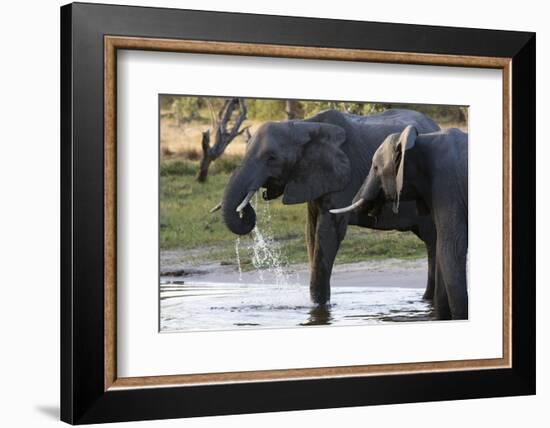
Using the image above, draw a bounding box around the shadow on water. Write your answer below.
[378,303,435,322]
[300,304,333,326]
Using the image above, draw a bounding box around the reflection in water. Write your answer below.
[301,305,333,326]
[160,280,434,333]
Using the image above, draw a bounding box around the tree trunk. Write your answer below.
[196,130,212,182]
[458,106,468,125]
[196,157,212,183]
[285,99,297,120]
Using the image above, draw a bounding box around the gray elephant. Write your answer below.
[331,125,468,319]
[220,109,440,306]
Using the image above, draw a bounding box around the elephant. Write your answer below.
[330,125,468,320]
[219,109,441,306]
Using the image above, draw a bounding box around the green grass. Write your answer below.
[160,157,426,267]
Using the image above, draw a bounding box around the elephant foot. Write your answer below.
[433,302,451,320]
[451,309,468,320]
[434,311,452,321]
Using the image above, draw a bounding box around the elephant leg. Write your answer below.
[414,220,437,300]
[305,202,318,269]
[309,208,347,305]
[436,232,468,320]
[423,240,436,300]
[433,261,451,320]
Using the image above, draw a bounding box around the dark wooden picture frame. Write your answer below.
[61,2,535,424]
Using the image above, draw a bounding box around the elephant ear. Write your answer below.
[283,122,350,204]
[394,125,418,213]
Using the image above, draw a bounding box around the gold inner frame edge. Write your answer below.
[104,36,512,391]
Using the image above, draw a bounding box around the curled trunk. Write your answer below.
[221,168,257,235]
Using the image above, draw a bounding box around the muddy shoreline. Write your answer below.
[161,249,427,289]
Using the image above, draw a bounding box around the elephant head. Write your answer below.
[221,120,350,235]
[330,125,418,216]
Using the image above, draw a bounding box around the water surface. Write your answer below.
[160,206,433,333]
[160,280,433,332]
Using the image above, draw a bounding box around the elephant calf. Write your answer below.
[331,126,468,320]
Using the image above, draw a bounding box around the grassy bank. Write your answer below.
[160,157,426,268]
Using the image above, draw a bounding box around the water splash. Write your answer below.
[233,194,295,287]
[235,237,243,281]
[249,227,290,285]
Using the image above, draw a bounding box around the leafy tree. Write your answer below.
[247,99,286,121]
[160,95,174,110]
[300,101,331,118]
[172,97,203,126]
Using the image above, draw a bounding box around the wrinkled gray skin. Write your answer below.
[335,126,468,319]
[221,109,440,306]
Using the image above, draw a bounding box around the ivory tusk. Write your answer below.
[329,198,365,214]
[236,191,256,213]
[209,202,222,213]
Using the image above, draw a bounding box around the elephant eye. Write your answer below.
[267,154,277,163]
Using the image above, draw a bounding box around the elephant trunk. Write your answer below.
[221,167,262,235]
[354,170,380,204]
[330,171,380,215]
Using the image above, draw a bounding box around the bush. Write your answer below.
[247,99,286,121]
[301,101,331,118]
[210,155,242,175]
[160,160,197,177]
[180,147,202,161]
[172,97,203,123]
[161,146,174,157]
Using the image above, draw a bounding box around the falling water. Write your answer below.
[233,194,293,287]
[249,227,290,286]
[234,237,243,281]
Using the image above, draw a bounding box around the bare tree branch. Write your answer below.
[205,98,218,129]
[242,127,252,144]
[196,98,248,182]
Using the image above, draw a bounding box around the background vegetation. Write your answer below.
[160,96,467,269]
